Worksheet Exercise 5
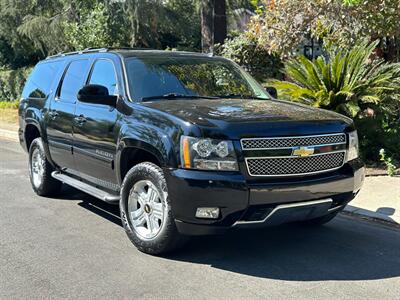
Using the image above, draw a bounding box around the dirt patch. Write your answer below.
[0,109,18,130]
[366,167,389,177]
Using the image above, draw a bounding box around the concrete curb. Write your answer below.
[0,128,18,142]
[342,205,399,227]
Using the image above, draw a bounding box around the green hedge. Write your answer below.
[0,67,32,101]
[217,34,284,84]
[0,100,19,109]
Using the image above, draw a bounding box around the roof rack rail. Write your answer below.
[46,47,159,59]
[46,47,109,59]
[105,47,155,51]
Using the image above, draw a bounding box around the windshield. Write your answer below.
[124,56,270,101]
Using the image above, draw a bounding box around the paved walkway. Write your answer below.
[1,127,399,226]
[0,128,18,141]
[344,176,400,225]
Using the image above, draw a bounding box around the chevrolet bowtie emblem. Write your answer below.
[292,146,315,157]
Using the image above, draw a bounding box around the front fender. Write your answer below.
[116,123,178,181]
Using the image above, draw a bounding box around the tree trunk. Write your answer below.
[213,0,227,46]
[385,37,399,62]
[201,0,214,53]
[125,0,141,47]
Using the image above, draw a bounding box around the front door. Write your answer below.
[47,59,90,174]
[73,59,119,190]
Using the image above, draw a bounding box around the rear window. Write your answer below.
[22,60,63,99]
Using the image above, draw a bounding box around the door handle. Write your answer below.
[48,111,59,120]
[74,115,87,124]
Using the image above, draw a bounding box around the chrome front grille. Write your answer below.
[246,152,346,176]
[241,133,347,177]
[241,133,346,150]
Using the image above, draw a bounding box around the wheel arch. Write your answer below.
[116,138,177,184]
[24,118,56,167]
[24,122,41,151]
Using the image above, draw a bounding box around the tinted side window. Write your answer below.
[59,59,90,102]
[22,61,63,99]
[88,60,118,95]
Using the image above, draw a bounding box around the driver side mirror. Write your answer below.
[265,86,278,99]
[77,84,117,107]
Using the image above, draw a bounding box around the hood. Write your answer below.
[141,98,354,139]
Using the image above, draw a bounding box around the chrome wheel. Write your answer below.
[128,180,166,240]
[31,148,44,188]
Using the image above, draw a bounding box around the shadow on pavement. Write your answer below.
[346,204,398,225]
[168,220,400,281]
[58,186,400,282]
[56,185,122,227]
[377,207,396,217]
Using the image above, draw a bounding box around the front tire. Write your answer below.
[120,162,185,255]
[28,137,62,196]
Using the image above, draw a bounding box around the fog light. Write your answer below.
[195,207,220,219]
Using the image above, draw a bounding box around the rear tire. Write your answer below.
[120,162,186,255]
[28,137,62,196]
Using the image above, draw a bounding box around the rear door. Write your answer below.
[73,58,119,189]
[47,59,90,174]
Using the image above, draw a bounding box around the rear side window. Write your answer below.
[22,61,63,99]
[58,59,90,103]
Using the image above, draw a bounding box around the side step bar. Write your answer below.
[51,171,120,204]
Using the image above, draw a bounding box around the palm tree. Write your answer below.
[271,41,400,117]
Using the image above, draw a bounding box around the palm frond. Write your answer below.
[273,40,400,118]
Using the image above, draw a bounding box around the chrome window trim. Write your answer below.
[86,57,120,96]
[240,133,347,150]
[244,150,346,177]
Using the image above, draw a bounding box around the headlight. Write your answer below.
[180,136,238,171]
[347,130,359,161]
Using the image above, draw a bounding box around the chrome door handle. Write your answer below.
[48,111,59,120]
[74,115,87,124]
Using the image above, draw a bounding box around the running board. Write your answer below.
[51,171,120,204]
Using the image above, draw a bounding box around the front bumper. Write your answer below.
[165,159,365,235]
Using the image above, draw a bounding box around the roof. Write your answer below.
[46,47,213,60]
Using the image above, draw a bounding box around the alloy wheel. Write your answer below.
[31,148,44,188]
[128,180,166,240]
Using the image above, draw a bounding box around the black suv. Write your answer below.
[19,48,365,254]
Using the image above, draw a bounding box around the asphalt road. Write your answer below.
[1,139,400,300]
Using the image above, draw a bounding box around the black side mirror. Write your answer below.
[265,86,278,98]
[77,84,117,107]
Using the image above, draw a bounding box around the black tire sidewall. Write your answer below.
[120,162,182,255]
[28,138,61,196]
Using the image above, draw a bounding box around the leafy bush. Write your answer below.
[379,149,397,176]
[217,34,284,84]
[248,0,400,61]
[355,115,400,163]
[0,67,32,101]
[271,41,400,162]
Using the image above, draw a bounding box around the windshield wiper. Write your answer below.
[216,93,268,100]
[141,93,218,101]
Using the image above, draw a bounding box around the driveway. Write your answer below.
[1,139,399,299]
